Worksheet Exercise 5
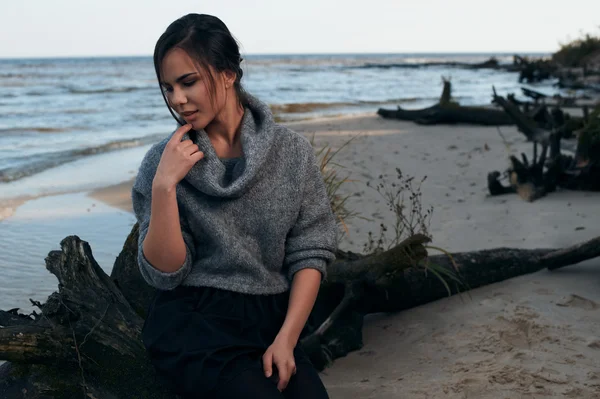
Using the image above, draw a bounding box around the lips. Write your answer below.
[182,110,198,117]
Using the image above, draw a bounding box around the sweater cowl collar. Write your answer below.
[181,93,276,198]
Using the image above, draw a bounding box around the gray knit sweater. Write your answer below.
[131,94,337,294]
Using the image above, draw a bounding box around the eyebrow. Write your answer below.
[161,72,198,86]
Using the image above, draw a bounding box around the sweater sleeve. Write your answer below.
[131,150,196,290]
[283,146,337,282]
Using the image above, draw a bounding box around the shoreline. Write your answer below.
[3,112,598,253]
[87,177,136,213]
[3,112,600,251]
[0,195,33,221]
[1,95,597,211]
[0,111,381,219]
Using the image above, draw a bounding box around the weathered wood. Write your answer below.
[508,93,590,110]
[378,81,514,126]
[543,236,600,270]
[492,87,551,143]
[514,55,556,83]
[376,104,437,121]
[110,223,155,319]
[0,236,172,399]
[2,227,600,397]
[522,87,548,103]
[488,90,600,200]
[411,106,515,126]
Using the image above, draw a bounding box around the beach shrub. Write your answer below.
[553,28,600,68]
[310,134,363,244]
[312,137,462,293]
[578,104,600,162]
[363,169,433,254]
[362,170,464,295]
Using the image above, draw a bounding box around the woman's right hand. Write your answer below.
[153,124,204,190]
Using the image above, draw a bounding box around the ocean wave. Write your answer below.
[125,113,169,122]
[0,81,26,87]
[64,85,156,94]
[354,62,433,69]
[24,91,53,96]
[276,86,307,92]
[270,102,355,113]
[0,127,71,134]
[269,98,440,114]
[20,85,156,97]
[347,59,509,70]
[64,109,100,114]
[0,73,27,78]
[0,134,164,183]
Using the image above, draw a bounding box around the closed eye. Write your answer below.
[182,80,196,87]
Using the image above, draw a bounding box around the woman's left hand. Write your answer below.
[262,334,297,391]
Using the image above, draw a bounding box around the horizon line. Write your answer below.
[0,50,553,61]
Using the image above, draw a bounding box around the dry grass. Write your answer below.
[311,139,465,295]
[362,169,433,254]
[309,134,363,243]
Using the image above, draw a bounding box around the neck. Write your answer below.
[205,94,245,147]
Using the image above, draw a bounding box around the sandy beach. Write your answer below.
[2,113,599,397]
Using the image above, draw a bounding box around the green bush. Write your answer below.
[578,105,600,162]
[553,29,600,67]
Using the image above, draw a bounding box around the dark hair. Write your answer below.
[153,14,247,127]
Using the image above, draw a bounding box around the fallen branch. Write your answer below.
[543,235,600,270]
[1,229,599,397]
[377,79,514,126]
[488,90,600,200]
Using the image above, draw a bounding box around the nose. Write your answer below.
[170,86,187,107]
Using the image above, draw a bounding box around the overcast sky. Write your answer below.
[1,0,599,58]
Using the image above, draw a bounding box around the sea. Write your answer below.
[0,52,562,188]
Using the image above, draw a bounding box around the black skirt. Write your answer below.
[141,285,314,397]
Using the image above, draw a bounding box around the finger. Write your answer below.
[277,370,290,392]
[180,140,198,150]
[170,124,193,143]
[181,141,200,154]
[190,150,204,162]
[262,353,273,378]
[276,363,292,392]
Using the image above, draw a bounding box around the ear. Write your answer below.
[222,69,237,89]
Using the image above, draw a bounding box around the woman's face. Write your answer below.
[160,48,229,130]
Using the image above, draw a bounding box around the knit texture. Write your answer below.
[131,94,337,294]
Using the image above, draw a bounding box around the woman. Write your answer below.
[131,13,337,399]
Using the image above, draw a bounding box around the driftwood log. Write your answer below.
[506,92,591,113]
[488,88,600,201]
[513,55,556,83]
[2,224,600,398]
[512,53,600,91]
[377,79,514,126]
